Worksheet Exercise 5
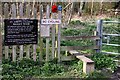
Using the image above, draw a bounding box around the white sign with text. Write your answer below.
[41,25,50,37]
[41,19,61,24]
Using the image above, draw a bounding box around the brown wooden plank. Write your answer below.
[76,55,94,63]
[61,46,99,51]
[62,36,100,40]
[69,50,94,63]
[69,50,82,56]
[61,56,75,61]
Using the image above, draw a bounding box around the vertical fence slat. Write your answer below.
[57,10,62,62]
[33,7,37,61]
[46,5,50,61]
[52,13,56,59]
[19,3,24,60]
[4,3,9,59]
[96,20,103,53]
[26,3,31,59]
[39,5,43,61]
[11,3,17,61]
[0,2,2,62]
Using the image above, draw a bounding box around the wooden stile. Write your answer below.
[69,50,94,74]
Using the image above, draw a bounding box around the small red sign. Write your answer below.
[52,5,57,13]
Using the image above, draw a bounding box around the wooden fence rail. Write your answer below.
[0,2,102,62]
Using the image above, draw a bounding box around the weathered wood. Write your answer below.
[69,50,94,74]
[19,3,24,60]
[26,4,31,18]
[39,5,43,61]
[26,3,31,59]
[62,36,100,40]
[76,55,94,63]
[96,20,103,53]
[45,5,50,61]
[57,11,62,62]
[102,51,120,55]
[61,56,74,61]
[33,45,36,61]
[32,6,37,61]
[83,61,94,74]
[0,5,2,62]
[11,3,17,61]
[61,46,99,51]
[51,13,56,59]
[4,3,9,59]
[4,3,9,18]
[69,50,82,56]
[103,33,120,36]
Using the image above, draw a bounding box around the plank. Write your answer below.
[26,3,31,59]
[61,46,99,51]
[102,43,120,47]
[32,6,37,61]
[11,3,17,61]
[46,5,50,61]
[61,56,74,61]
[102,51,120,55]
[4,3,9,59]
[0,2,2,61]
[39,5,43,61]
[62,36,100,40]
[69,50,94,74]
[51,13,56,59]
[69,50,82,56]
[0,15,2,62]
[76,55,94,63]
[103,33,120,36]
[19,3,24,60]
[57,10,62,62]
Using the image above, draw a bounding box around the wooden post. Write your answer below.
[96,20,103,53]
[26,3,31,59]
[57,11,62,62]
[0,2,2,63]
[39,5,43,61]
[4,3,9,59]
[46,5,50,61]
[52,13,56,59]
[11,3,17,61]
[107,36,110,44]
[32,7,37,61]
[19,3,24,60]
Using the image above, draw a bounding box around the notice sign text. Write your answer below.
[4,19,38,45]
[41,19,61,24]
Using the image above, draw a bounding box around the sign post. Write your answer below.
[41,4,62,62]
[57,5,62,62]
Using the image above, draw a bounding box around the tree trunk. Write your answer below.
[78,0,85,16]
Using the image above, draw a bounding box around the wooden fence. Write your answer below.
[0,2,102,63]
[0,2,63,62]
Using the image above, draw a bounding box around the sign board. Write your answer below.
[41,25,50,37]
[41,19,61,24]
[4,19,38,45]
